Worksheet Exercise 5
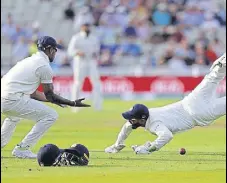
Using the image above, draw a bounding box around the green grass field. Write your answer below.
[1,99,226,183]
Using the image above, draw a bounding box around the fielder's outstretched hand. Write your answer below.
[131,145,151,154]
[74,98,91,107]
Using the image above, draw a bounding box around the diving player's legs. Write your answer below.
[184,53,226,104]
[210,96,226,120]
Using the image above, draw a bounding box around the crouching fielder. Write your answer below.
[105,53,226,154]
[1,36,90,159]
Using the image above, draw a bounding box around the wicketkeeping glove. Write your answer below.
[74,98,91,107]
[131,145,151,154]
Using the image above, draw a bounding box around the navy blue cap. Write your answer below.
[122,104,149,120]
[37,36,63,50]
[37,144,62,166]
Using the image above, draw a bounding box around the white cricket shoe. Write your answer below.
[210,53,226,71]
[105,144,125,153]
[12,146,37,159]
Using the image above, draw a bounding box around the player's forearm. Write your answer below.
[30,91,48,102]
[115,121,133,145]
[44,91,75,106]
[145,131,173,152]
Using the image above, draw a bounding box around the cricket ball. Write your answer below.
[179,148,186,155]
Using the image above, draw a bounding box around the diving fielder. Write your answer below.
[67,23,102,112]
[1,36,90,159]
[105,53,226,154]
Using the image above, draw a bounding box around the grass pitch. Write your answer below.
[1,99,226,183]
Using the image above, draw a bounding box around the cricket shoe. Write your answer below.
[105,144,125,153]
[210,53,226,71]
[12,145,37,159]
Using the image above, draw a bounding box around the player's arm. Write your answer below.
[132,122,173,154]
[36,66,90,107]
[30,90,48,102]
[42,83,90,107]
[105,121,133,153]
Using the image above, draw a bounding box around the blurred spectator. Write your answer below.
[98,20,120,54]
[211,38,226,57]
[1,13,16,42]
[12,36,29,63]
[158,46,174,65]
[129,0,149,24]
[119,36,142,56]
[167,49,188,69]
[115,6,129,28]
[64,1,75,21]
[204,42,218,64]
[194,55,206,65]
[124,21,137,37]
[136,20,151,41]
[99,6,117,27]
[151,3,172,26]
[98,49,113,66]
[201,12,220,31]
[10,25,27,44]
[177,4,204,27]
[168,3,178,25]
[196,31,210,47]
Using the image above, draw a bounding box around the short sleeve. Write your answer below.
[36,65,53,84]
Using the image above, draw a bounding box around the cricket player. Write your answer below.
[1,36,90,159]
[105,53,226,154]
[67,23,102,112]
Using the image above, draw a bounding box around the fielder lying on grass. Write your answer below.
[105,53,226,155]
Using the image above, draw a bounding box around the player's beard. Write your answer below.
[82,30,90,37]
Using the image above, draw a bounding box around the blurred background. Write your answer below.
[1,0,226,100]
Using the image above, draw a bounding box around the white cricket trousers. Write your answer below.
[72,59,102,110]
[1,95,58,149]
[182,54,226,126]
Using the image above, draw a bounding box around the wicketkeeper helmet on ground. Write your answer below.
[37,143,89,166]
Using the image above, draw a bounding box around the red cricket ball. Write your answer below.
[179,148,186,155]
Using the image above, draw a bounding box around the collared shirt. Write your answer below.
[1,51,53,99]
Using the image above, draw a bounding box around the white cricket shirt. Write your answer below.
[67,31,100,62]
[146,101,195,134]
[1,51,53,100]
